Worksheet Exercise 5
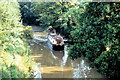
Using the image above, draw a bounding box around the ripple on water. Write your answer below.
[30,30,105,78]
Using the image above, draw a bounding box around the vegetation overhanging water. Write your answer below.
[0,1,120,79]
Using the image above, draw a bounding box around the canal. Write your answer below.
[30,26,105,78]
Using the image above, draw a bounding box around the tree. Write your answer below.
[34,2,75,29]
[68,2,120,78]
[0,1,35,78]
[19,2,39,25]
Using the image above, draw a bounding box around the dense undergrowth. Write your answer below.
[68,3,120,78]
[0,1,36,79]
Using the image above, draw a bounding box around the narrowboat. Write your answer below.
[48,32,64,51]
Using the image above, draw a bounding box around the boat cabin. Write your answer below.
[48,28,64,51]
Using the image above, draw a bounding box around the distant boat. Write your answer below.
[48,29,64,51]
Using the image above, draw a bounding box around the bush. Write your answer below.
[0,1,36,78]
[67,2,120,78]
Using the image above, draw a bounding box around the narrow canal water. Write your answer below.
[30,26,105,78]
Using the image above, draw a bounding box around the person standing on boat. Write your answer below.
[47,26,57,45]
[51,29,56,35]
[48,26,56,35]
[48,26,52,31]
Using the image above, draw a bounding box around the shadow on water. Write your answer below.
[30,26,105,78]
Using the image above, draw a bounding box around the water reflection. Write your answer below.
[30,26,105,78]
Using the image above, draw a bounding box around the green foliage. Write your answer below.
[18,1,120,78]
[68,43,81,60]
[0,1,36,78]
[19,2,75,29]
[22,26,33,39]
[94,45,120,78]
[35,2,62,27]
[67,2,120,78]
[55,3,88,38]
[19,2,39,25]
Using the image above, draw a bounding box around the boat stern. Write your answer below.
[53,44,64,51]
